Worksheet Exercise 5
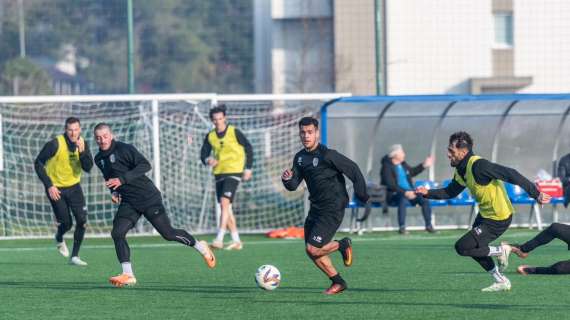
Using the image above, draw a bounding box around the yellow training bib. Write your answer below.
[45,135,82,187]
[453,155,514,221]
[207,125,246,175]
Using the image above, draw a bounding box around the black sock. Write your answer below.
[330,273,346,285]
[338,239,348,252]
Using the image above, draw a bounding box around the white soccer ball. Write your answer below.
[255,265,281,290]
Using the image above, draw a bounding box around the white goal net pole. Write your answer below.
[0,93,350,239]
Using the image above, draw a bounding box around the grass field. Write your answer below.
[1,229,569,320]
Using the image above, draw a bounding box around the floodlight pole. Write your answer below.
[18,0,26,58]
[127,0,135,93]
[374,0,386,95]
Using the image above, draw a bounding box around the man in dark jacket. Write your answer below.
[380,144,435,234]
[282,117,369,295]
[93,123,216,288]
[557,153,570,207]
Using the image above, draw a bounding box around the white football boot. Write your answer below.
[56,241,69,258]
[69,256,88,266]
[210,240,224,250]
[481,278,511,292]
[225,241,243,251]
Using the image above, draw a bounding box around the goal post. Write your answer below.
[0,93,349,239]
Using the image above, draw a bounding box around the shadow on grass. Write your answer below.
[0,281,463,295]
[0,261,63,266]
[3,281,570,312]
[210,296,570,311]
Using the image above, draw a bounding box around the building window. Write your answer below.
[494,13,513,47]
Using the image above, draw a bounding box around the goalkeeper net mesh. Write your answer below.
[0,96,324,238]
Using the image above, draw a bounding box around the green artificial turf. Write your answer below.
[1,229,569,320]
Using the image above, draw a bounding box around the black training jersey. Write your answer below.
[282,144,369,212]
[94,140,161,210]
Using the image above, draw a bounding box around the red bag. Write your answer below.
[536,179,563,197]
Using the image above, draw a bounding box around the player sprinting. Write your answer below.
[282,117,369,295]
[200,104,253,250]
[416,131,551,292]
[34,117,93,266]
[503,223,570,275]
[93,123,215,287]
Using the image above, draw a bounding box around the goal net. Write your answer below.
[0,94,337,238]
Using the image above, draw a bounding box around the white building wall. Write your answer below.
[515,0,570,93]
[271,0,332,19]
[386,0,494,94]
[254,0,334,94]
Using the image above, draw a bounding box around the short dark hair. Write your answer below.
[209,104,227,120]
[65,117,80,128]
[93,122,112,133]
[298,117,319,129]
[449,131,473,151]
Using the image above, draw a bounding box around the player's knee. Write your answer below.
[548,223,564,236]
[306,245,321,258]
[62,221,73,232]
[220,199,231,210]
[159,230,177,242]
[111,228,127,240]
[454,240,468,256]
[75,217,87,229]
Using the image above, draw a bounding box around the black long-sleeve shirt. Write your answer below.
[34,134,94,189]
[200,125,253,170]
[282,144,369,213]
[94,140,161,209]
[426,153,540,200]
[380,155,425,194]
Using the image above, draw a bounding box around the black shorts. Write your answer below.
[115,201,166,224]
[304,211,344,248]
[215,175,241,203]
[47,183,87,224]
[469,214,513,247]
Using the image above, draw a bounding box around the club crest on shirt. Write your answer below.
[99,159,105,168]
[297,156,303,166]
[312,157,319,167]
[474,226,482,235]
[110,154,116,163]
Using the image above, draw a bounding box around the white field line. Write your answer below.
[0,232,540,253]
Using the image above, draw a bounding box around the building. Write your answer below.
[254,0,570,95]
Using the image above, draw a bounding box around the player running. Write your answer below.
[35,117,93,266]
[200,104,253,250]
[282,117,369,295]
[93,123,215,287]
[416,131,551,292]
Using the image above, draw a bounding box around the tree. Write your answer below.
[0,57,52,95]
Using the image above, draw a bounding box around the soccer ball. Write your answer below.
[255,265,281,290]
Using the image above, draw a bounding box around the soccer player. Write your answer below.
[35,117,93,266]
[200,104,253,250]
[503,223,570,275]
[93,123,215,287]
[282,117,369,295]
[416,131,551,292]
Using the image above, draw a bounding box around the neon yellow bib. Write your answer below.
[207,125,246,175]
[454,155,514,221]
[45,135,82,187]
